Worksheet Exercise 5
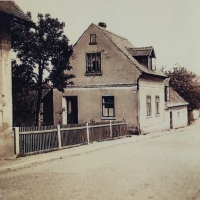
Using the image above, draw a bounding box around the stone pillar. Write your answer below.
[0,16,14,157]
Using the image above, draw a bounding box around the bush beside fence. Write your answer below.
[14,121,128,157]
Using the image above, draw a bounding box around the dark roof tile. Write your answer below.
[0,1,33,23]
[127,46,155,57]
[95,24,166,78]
[166,87,189,108]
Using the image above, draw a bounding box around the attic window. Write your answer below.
[89,34,97,45]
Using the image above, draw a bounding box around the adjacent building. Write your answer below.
[0,1,34,157]
[165,87,189,129]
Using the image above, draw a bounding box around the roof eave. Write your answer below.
[0,10,35,28]
[12,16,36,28]
[167,103,189,108]
[142,71,168,79]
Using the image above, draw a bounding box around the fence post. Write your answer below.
[110,121,113,139]
[57,125,61,149]
[14,127,20,155]
[86,122,90,145]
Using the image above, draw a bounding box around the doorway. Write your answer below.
[62,96,78,124]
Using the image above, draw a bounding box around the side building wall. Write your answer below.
[165,106,188,129]
[42,90,54,125]
[139,76,166,133]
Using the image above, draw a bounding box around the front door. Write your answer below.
[62,96,78,124]
[66,96,78,124]
[170,111,173,129]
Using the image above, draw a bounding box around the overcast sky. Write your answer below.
[15,0,200,75]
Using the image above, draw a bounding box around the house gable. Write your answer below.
[70,23,141,86]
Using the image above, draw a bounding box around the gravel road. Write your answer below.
[0,127,200,200]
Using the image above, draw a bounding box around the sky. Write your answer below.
[14,0,200,75]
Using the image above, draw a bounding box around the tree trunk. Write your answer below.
[35,66,43,126]
[35,89,42,126]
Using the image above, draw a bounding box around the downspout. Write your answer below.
[136,73,143,134]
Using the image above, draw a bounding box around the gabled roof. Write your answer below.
[94,24,166,78]
[0,1,33,24]
[127,46,156,58]
[166,87,189,108]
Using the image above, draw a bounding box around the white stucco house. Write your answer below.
[165,87,189,129]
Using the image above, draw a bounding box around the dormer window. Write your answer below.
[152,57,156,71]
[128,46,156,71]
[89,34,97,45]
[86,53,101,74]
[148,57,156,71]
[149,57,152,70]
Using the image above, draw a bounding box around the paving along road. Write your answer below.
[0,126,200,200]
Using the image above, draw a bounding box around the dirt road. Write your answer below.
[0,127,200,200]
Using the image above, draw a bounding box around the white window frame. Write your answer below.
[155,96,160,115]
[147,95,152,117]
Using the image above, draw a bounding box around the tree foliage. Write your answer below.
[12,61,37,126]
[11,13,75,126]
[162,65,200,111]
[12,61,51,126]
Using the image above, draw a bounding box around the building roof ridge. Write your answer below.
[95,24,128,41]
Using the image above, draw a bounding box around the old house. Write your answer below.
[43,22,169,134]
[165,87,189,129]
[0,1,34,157]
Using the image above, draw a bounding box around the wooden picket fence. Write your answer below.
[13,121,128,156]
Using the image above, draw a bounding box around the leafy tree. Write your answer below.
[12,60,52,126]
[162,65,200,111]
[11,13,75,126]
[12,60,37,126]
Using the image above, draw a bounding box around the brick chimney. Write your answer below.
[98,22,107,29]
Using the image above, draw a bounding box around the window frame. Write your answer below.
[89,34,97,45]
[85,52,102,75]
[146,95,152,117]
[102,96,115,118]
[148,57,152,70]
[155,96,160,115]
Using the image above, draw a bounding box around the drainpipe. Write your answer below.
[136,74,143,134]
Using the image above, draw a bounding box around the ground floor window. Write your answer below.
[155,96,160,114]
[147,95,151,116]
[102,96,115,117]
